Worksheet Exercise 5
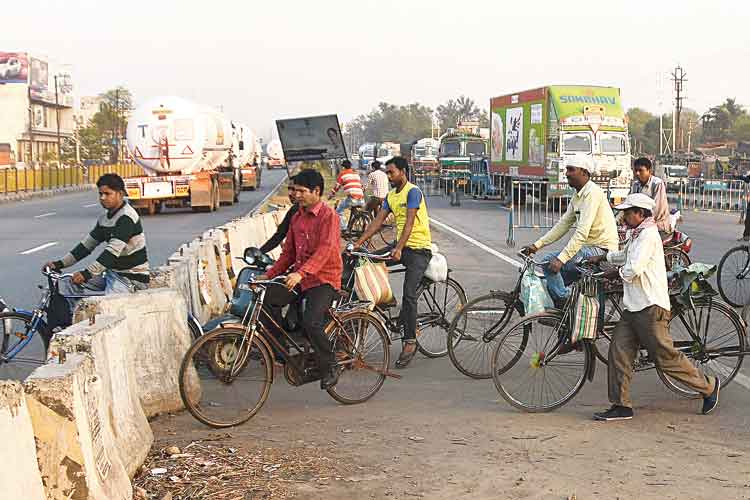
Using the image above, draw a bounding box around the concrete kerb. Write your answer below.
[0,381,46,500]
[48,314,153,477]
[0,183,96,205]
[25,352,133,500]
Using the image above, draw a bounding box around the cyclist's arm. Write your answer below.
[652,181,671,232]
[328,172,343,197]
[82,216,139,280]
[266,224,297,279]
[260,205,297,254]
[54,224,105,269]
[355,204,391,246]
[533,202,576,251]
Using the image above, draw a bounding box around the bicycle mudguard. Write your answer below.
[586,343,597,382]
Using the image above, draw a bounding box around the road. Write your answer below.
[140,192,750,499]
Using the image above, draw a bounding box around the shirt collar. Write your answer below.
[303,201,324,216]
[576,180,594,198]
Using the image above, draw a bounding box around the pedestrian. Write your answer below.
[522,155,619,306]
[329,159,365,230]
[259,176,299,254]
[734,171,750,242]
[629,157,671,237]
[364,160,389,218]
[258,169,344,389]
[355,156,432,368]
[44,173,150,323]
[589,193,719,421]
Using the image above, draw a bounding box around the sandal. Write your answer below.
[395,340,417,369]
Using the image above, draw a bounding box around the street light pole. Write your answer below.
[54,75,62,163]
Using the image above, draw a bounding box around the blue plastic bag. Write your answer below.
[520,268,554,315]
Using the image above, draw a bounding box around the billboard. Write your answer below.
[276,114,347,162]
[0,52,28,84]
[29,57,49,101]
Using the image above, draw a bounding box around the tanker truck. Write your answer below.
[234,123,262,190]
[266,139,285,169]
[125,96,242,214]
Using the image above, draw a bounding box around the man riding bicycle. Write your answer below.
[355,156,432,368]
[629,157,671,237]
[522,156,619,306]
[258,169,343,389]
[364,160,389,218]
[330,159,365,230]
[43,173,150,320]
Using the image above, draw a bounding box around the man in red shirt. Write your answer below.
[259,169,343,389]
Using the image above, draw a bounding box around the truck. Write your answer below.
[438,127,487,184]
[234,123,262,191]
[266,139,285,169]
[662,164,689,192]
[125,96,241,215]
[357,143,393,170]
[411,138,440,173]
[488,85,632,203]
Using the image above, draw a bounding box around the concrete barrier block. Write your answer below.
[25,353,133,500]
[0,381,46,500]
[50,315,153,477]
[74,289,192,418]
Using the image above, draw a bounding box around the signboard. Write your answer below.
[0,52,28,84]
[276,114,347,161]
[29,57,49,101]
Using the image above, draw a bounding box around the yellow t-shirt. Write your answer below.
[385,181,432,250]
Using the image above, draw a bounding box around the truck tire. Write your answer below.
[211,180,220,212]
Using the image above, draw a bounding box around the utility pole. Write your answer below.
[671,65,687,152]
[114,88,120,163]
[27,86,35,164]
[54,75,62,164]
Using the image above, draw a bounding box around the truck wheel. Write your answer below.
[211,181,220,211]
[233,181,240,202]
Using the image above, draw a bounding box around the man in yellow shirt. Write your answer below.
[523,156,619,304]
[355,156,432,368]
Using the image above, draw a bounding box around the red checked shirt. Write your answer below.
[266,201,342,291]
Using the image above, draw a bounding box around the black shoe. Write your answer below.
[395,341,417,369]
[702,377,720,415]
[593,405,633,421]
[320,365,340,390]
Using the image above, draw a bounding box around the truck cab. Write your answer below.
[662,164,689,192]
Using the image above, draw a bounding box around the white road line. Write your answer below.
[34,212,57,218]
[732,371,750,391]
[82,203,99,208]
[19,242,58,255]
[430,217,522,267]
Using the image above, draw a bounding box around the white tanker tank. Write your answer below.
[124,96,240,214]
[266,139,285,169]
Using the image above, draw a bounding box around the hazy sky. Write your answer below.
[6,0,750,140]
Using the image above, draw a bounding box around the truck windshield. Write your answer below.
[466,142,486,156]
[599,133,627,154]
[562,133,592,153]
[441,141,460,156]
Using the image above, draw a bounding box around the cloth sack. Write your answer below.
[354,260,393,305]
[520,268,554,315]
[570,277,600,343]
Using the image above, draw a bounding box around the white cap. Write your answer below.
[615,193,655,211]
[566,155,600,176]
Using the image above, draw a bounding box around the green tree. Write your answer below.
[91,86,134,162]
[626,107,656,154]
[731,115,750,142]
[703,98,747,142]
[436,95,481,131]
[345,102,433,146]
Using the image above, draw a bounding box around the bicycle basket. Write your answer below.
[671,263,718,307]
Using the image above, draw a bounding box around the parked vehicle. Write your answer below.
[663,164,689,192]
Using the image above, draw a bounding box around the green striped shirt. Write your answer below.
[56,202,150,283]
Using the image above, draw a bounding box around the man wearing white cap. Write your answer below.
[588,193,719,421]
[523,155,619,305]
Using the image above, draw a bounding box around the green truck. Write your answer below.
[489,85,632,203]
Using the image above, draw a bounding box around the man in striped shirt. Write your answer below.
[365,160,389,217]
[45,174,150,317]
[329,159,365,230]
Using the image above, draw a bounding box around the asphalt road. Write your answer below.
[0,168,287,312]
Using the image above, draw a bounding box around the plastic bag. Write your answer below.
[425,252,448,282]
[520,268,554,315]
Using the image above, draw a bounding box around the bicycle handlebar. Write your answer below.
[42,267,75,281]
[345,243,391,261]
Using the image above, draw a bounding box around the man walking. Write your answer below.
[364,160,389,217]
[355,156,432,368]
[590,193,719,420]
[329,159,365,230]
[522,156,619,305]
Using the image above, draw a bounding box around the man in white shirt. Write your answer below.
[629,157,671,236]
[589,193,719,421]
[364,160,389,217]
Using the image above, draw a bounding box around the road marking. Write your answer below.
[430,217,521,267]
[250,172,290,216]
[20,241,58,255]
[34,212,56,218]
[732,371,750,392]
[82,203,99,208]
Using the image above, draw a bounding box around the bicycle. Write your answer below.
[446,252,622,379]
[336,199,396,246]
[491,263,746,412]
[344,246,467,358]
[179,273,395,428]
[717,243,750,308]
[0,268,103,380]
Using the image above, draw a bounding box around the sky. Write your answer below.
[5,0,750,141]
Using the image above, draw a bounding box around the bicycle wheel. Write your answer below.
[717,245,750,308]
[0,311,48,380]
[378,212,397,247]
[326,311,390,404]
[347,212,371,239]
[415,277,467,358]
[664,248,691,272]
[591,291,623,366]
[179,327,273,428]
[657,298,745,399]
[492,312,591,412]
[447,291,519,379]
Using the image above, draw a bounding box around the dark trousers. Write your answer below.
[744,205,750,238]
[385,247,431,341]
[301,284,338,368]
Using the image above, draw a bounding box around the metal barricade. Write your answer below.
[677,179,746,212]
[412,172,442,196]
[506,180,572,247]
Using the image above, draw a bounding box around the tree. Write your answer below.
[344,102,434,147]
[91,86,134,162]
[626,108,656,154]
[703,98,747,142]
[731,115,750,143]
[436,95,482,131]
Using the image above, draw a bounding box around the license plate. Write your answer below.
[457,179,467,186]
[143,182,173,198]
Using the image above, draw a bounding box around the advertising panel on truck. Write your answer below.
[276,114,347,162]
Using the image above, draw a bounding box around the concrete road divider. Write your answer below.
[0,381,46,500]
[49,315,153,477]
[25,353,133,500]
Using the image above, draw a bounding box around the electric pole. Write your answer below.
[671,65,687,152]
[54,74,62,164]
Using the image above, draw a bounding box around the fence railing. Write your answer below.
[675,179,747,212]
[0,164,144,195]
[506,180,573,247]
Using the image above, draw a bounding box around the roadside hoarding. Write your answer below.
[0,52,29,84]
[276,114,347,162]
[29,57,49,101]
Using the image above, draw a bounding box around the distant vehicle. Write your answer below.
[352,153,360,160]
[266,139,285,169]
[662,164,689,192]
[411,138,440,174]
[438,130,487,186]
[357,143,391,169]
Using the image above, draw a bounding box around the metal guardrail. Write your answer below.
[675,179,747,213]
[506,180,572,247]
[0,164,143,195]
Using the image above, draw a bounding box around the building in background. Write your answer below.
[76,95,104,127]
[0,51,74,166]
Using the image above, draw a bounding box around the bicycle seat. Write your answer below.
[202,313,241,332]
